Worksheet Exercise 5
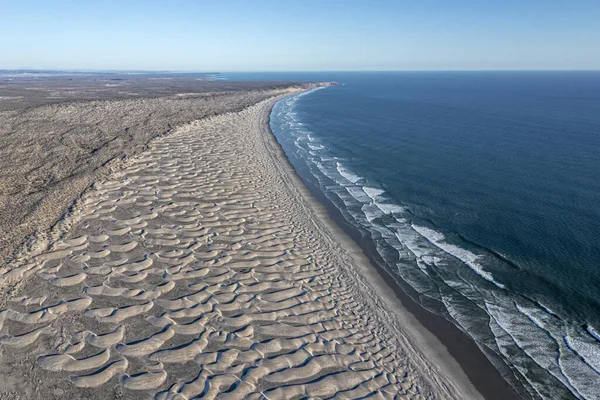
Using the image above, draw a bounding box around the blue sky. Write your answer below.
[1,0,599,71]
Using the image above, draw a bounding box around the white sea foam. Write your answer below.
[315,162,340,182]
[558,343,600,400]
[491,302,573,379]
[393,228,431,261]
[307,143,325,151]
[565,335,600,376]
[345,186,372,204]
[538,302,560,318]
[515,304,554,332]
[412,225,505,288]
[361,204,384,223]
[362,186,385,201]
[587,326,600,342]
[486,302,571,399]
[336,162,362,184]
[274,86,598,400]
[375,202,405,215]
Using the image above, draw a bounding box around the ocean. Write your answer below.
[226,71,600,399]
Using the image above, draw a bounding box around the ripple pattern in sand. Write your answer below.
[0,99,434,399]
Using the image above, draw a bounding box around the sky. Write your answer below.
[1,0,599,71]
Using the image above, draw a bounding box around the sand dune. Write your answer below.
[0,81,322,274]
[0,93,478,399]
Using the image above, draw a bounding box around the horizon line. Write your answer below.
[2,68,600,74]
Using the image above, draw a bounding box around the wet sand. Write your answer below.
[0,91,492,399]
[264,96,523,400]
[301,175,524,400]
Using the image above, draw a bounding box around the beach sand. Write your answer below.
[0,80,323,278]
[0,92,486,399]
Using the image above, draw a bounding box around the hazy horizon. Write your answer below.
[2,0,599,71]
[3,69,600,73]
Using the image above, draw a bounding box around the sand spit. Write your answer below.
[0,83,324,275]
[0,93,480,399]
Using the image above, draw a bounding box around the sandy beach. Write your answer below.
[0,90,495,399]
[0,78,321,278]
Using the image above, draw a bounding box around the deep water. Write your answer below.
[227,71,600,399]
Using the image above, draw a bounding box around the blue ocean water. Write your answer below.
[228,72,600,399]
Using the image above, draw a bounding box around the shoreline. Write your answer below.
[0,88,521,398]
[262,91,523,400]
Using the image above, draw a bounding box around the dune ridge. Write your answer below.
[0,82,323,274]
[0,92,479,399]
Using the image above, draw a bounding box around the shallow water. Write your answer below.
[227,71,600,399]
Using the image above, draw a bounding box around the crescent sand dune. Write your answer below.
[0,79,328,279]
[0,90,487,399]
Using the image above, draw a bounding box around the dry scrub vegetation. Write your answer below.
[0,78,316,270]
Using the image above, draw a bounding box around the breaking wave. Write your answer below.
[270,89,600,400]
